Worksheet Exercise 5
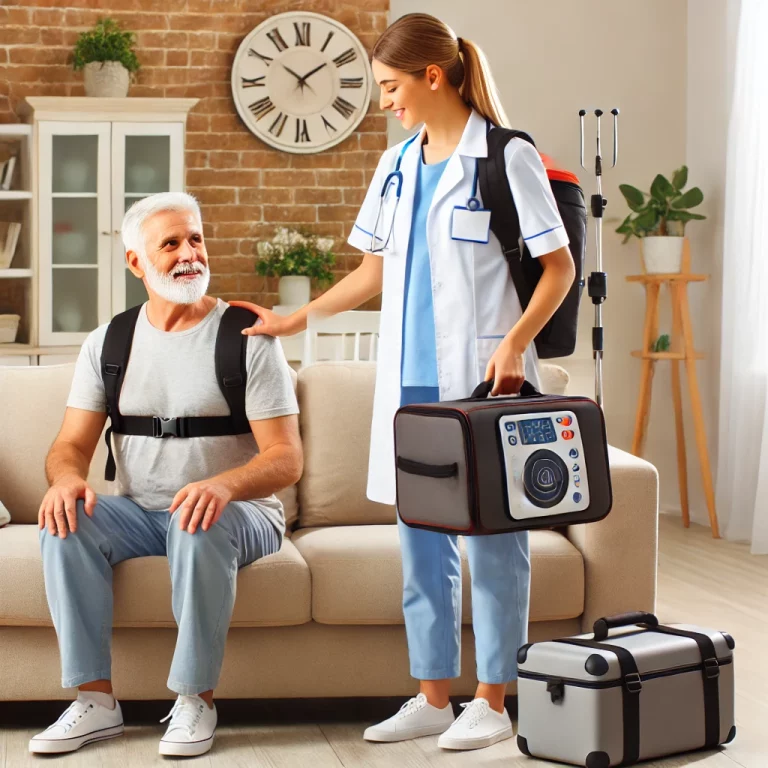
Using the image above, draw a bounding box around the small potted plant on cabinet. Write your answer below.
[72,18,140,98]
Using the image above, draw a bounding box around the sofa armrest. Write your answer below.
[566,444,659,633]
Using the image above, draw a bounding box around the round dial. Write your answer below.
[231,11,373,154]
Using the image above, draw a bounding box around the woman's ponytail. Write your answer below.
[457,37,509,128]
[372,14,509,127]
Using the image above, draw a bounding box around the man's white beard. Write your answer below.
[140,255,210,305]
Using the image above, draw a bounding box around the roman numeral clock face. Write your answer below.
[231,12,373,153]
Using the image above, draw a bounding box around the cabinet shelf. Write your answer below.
[52,192,98,199]
[0,269,32,278]
[0,191,32,201]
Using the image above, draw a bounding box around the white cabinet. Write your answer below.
[19,97,198,349]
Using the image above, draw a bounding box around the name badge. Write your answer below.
[451,199,491,244]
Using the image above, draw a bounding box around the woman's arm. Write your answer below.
[486,246,576,394]
[232,252,383,337]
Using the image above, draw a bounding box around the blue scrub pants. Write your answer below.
[39,494,280,694]
[398,386,531,684]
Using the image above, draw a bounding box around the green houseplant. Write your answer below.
[616,166,706,273]
[72,18,140,98]
[255,227,336,305]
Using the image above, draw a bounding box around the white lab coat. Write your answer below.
[348,110,569,505]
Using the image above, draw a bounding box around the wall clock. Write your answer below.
[231,11,373,154]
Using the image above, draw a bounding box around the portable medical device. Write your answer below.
[394,380,611,535]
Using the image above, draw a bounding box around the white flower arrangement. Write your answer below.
[255,227,335,284]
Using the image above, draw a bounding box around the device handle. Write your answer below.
[593,611,659,641]
[468,378,542,400]
[396,456,458,479]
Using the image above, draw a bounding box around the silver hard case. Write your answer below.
[516,616,735,767]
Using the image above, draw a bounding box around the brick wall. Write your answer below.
[0,1,389,310]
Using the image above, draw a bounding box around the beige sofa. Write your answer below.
[0,361,658,701]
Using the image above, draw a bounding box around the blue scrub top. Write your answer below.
[400,152,449,388]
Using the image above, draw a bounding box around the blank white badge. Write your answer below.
[451,205,491,243]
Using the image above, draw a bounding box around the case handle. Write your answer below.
[593,611,659,641]
[396,456,459,479]
[468,378,542,400]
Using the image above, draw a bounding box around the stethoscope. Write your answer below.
[369,132,483,254]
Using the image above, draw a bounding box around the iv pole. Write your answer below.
[579,107,619,408]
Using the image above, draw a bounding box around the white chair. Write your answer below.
[301,311,381,368]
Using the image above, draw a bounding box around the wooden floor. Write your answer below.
[1,515,766,767]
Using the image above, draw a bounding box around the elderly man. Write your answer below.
[30,192,302,757]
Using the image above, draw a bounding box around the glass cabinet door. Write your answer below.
[38,123,111,345]
[111,123,184,313]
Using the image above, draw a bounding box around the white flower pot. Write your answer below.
[642,236,684,274]
[83,61,130,97]
[279,276,311,306]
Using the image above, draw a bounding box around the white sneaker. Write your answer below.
[159,695,217,757]
[363,692,455,742]
[28,694,124,754]
[437,697,513,750]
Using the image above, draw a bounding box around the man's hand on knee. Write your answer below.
[39,475,97,538]
[170,480,233,535]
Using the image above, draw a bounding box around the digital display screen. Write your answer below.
[518,417,557,445]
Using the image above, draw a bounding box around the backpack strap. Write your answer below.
[100,305,142,482]
[477,124,538,312]
[214,305,254,435]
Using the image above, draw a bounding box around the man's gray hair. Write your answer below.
[121,192,202,260]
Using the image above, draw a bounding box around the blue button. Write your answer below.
[505,422,516,432]
[569,449,579,459]
[508,435,517,446]
[573,492,582,503]
[572,464,580,472]
[574,475,581,483]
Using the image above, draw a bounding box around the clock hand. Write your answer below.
[282,63,317,96]
[299,62,328,83]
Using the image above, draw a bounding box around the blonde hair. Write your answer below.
[372,13,509,127]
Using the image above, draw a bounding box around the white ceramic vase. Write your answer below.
[83,61,130,97]
[278,276,311,306]
[642,236,684,274]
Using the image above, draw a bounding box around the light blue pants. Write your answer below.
[39,494,281,694]
[398,386,531,684]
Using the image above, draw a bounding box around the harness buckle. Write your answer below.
[152,417,181,438]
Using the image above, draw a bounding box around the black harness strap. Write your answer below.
[214,305,253,435]
[100,305,255,482]
[101,305,142,482]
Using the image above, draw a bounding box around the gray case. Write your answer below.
[516,612,736,767]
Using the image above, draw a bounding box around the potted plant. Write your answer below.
[616,166,706,273]
[72,18,140,98]
[255,227,336,306]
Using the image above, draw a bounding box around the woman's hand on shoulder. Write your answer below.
[229,301,300,338]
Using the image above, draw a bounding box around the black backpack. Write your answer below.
[478,126,587,359]
[100,304,254,481]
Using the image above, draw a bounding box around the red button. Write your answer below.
[562,430,574,440]
[560,416,572,427]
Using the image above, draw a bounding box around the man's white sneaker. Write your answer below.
[159,695,217,757]
[28,694,124,754]
[363,693,455,742]
[437,697,513,750]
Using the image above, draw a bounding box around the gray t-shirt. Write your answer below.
[68,299,299,536]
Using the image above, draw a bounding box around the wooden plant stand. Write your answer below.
[627,239,720,538]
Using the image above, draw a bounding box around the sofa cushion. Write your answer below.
[292,525,584,624]
[297,363,396,527]
[0,524,310,627]
[0,364,300,529]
